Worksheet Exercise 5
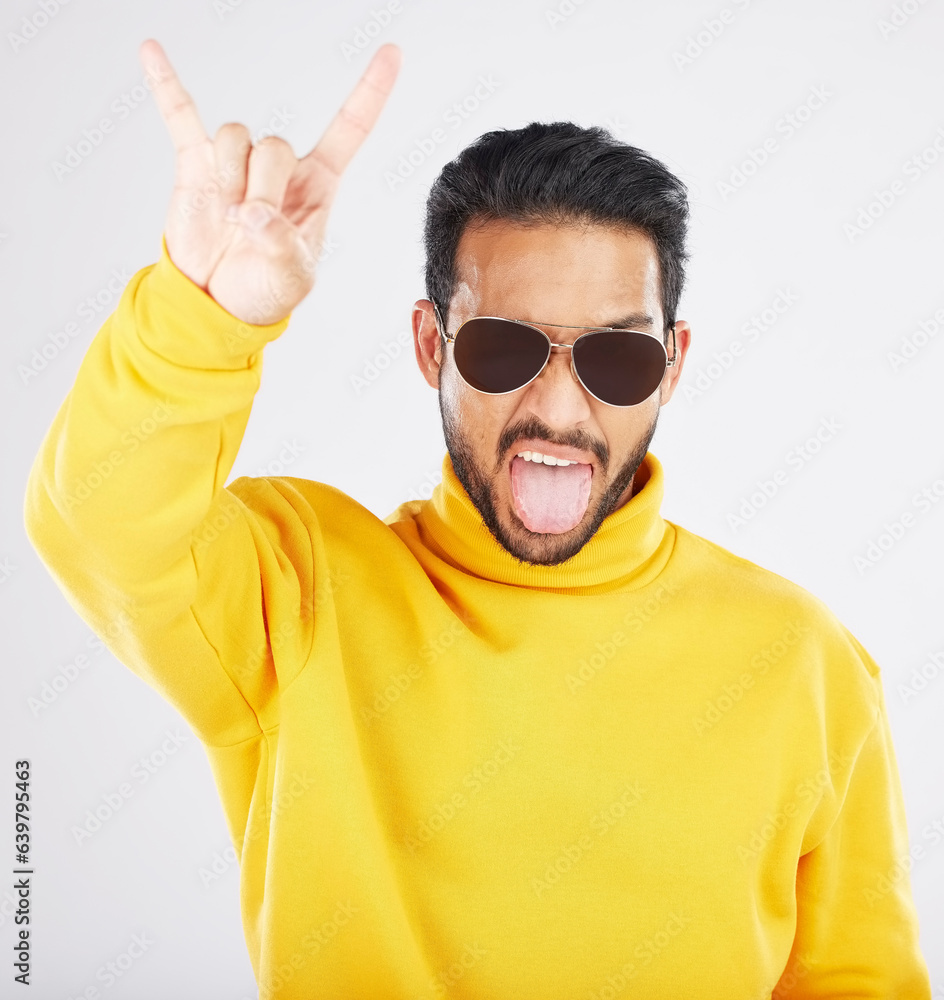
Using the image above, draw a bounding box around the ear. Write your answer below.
[413,299,444,390]
[658,320,691,405]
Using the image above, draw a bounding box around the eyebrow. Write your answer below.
[596,312,655,331]
[513,311,656,331]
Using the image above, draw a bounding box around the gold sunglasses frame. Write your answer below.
[431,302,678,408]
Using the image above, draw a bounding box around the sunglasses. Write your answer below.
[433,306,678,407]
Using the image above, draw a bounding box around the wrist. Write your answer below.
[131,235,292,370]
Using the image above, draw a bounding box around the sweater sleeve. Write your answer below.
[774,651,932,997]
[23,237,315,747]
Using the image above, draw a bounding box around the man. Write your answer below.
[24,37,932,999]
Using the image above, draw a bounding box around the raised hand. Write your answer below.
[138,38,402,325]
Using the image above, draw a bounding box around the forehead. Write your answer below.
[452,219,662,326]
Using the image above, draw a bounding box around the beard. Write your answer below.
[438,387,659,568]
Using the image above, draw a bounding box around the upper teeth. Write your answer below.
[516,451,578,466]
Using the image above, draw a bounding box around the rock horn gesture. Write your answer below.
[138,38,402,325]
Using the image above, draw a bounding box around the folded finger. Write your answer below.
[244,135,297,210]
[213,122,251,204]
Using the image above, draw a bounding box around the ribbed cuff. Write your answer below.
[131,234,293,370]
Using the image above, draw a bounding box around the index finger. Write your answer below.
[138,38,209,154]
[301,43,402,179]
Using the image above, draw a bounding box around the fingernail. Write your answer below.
[225,203,239,222]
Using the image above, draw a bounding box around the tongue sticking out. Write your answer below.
[510,455,593,534]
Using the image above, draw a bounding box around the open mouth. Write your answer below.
[508,449,594,534]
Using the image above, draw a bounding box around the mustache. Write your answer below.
[496,420,608,470]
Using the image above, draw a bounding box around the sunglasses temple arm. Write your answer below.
[431,301,446,337]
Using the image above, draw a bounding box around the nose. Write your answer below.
[521,344,592,428]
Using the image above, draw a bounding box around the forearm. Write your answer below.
[23,235,291,628]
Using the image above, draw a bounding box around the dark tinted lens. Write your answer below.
[453,318,549,394]
[573,330,667,406]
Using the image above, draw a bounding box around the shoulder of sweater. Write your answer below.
[224,474,395,533]
[226,473,362,511]
[666,522,881,685]
[224,474,426,552]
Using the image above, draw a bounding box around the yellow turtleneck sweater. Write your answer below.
[24,238,932,998]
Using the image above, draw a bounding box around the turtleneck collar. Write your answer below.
[415,449,675,594]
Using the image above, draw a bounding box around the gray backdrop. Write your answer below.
[2,0,942,994]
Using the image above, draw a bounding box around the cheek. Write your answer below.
[440,367,482,431]
[457,390,520,455]
[439,366,461,411]
[598,407,657,460]
[442,377,485,438]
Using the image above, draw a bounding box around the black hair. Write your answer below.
[423,121,690,351]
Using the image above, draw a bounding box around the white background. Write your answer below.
[1,0,942,994]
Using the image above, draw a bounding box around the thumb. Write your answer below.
[227,199,295,254]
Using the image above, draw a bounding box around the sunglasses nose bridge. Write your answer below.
[534,339,586,396]
[545,337,588,392]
